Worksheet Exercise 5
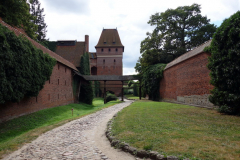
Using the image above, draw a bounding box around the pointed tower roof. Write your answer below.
[95,29,124,48]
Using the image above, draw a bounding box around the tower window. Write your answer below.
[103,59,105,64]
[114,59,116,63]
[101,48,103,52]
[116,48,118,52]
[109,48,111,52]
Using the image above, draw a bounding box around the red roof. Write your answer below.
[0,18,78,71]
[95,29,124,48]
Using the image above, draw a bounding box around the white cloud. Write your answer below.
[123,67,138,75]
[41,0,240,74]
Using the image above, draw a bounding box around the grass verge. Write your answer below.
[111,100,240,160]
[0,98,121,158]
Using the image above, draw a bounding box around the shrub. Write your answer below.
[106,92,117,103]
[206,11,240,114]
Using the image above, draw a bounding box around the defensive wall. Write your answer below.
[0,19,79,122]
[159,40,215,108]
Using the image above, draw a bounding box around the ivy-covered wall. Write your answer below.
[0,19,77,122]
[0,23,56,104]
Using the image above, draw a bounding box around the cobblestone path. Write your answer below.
[4,100,139,160]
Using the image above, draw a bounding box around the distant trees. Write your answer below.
[30,0,48,42]
[206,11,240,115]
[135,3,216,73]
[0,0,48,43]
[0,0,37,39]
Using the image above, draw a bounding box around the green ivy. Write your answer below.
[141,63,166,101]
[0,23,56,104]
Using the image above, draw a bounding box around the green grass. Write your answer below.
[0,98,121,158]
[124,94,144,100]
[111,100,240,160]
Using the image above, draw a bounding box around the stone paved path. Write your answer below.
[4,100,140,160]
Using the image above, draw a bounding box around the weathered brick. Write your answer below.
[0,62,75,122]
[160,52,214,101]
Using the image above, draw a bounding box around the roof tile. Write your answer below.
[95,29,124,48]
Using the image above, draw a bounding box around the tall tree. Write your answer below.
[0,0,37,39]
[135,3,216,73]
[30,0,47,42]
[79,53,93,104]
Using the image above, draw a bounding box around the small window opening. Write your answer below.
[108,48,111,52]
[58,64,60,70]
[114,59,116,62]
[49,79,51,84]
[58,79,59,85]
[65,80,66,86]
[116,48,118,52]
[103,59,105,64]
[65,67,67,73]
[101,48,103,52]
[104,42,107,44]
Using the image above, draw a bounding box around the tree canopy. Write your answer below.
[0,0,37,39]
[205,11,240,115]
[135,3,216,73]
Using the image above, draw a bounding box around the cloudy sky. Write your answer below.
[40,0,239,75]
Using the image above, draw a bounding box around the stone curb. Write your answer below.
[105,112,191,160]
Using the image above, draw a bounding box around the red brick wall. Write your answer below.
[0,62,75,122]
[160,52,214,101]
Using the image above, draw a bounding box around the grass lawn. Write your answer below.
[111,100,240,160]
[0,98,121,158]
[124,94,145,100]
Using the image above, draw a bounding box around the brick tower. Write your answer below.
[95,28,124,95]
